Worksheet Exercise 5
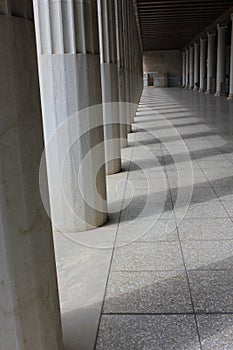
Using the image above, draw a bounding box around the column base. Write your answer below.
[215,91,227,97]
[199,88,205,93]
[189,86,194,90]
[193,86,199,91]
[227,94,233,100]
[205,90,213,95]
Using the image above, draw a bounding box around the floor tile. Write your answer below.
[197,315,233,349]
[175,201,228,219]
[103,271,192,313]
[117,219,178,243]
[182,241,233,270]
[171,187,218,202]
[188,270,233,313]
[111,242,184,271]
[178,218,233,241]
[221,200,233,218]
[96,315,201,350]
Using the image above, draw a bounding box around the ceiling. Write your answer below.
[136,0,233,51]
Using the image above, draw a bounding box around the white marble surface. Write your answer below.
[56,87,233,349]
[0,12,62,350]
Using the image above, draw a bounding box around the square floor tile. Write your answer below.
[214,186,233,201]
[221,200,233,218]
[197,315,233,349]
[182,241,233,270]
[120,200,174,223]
[197,159,233,169]
[111,242,184,271]
[117,220,178,243]
[171,187,218,203]
[175,201,228,219]
[178,218,233,241]
[103,271,192,313]
[96,315,201,350]
[188,270,233,313]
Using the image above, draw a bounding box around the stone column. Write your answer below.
[33,0,107,232]
[115,0,127,147]
[122,0,132,132]
[0,3,63,349]
[193,42,200,90]
[182,51,186,87]
[215,24,227,96]
[185,48,189,88]
[98,0,121,174]
[189,45,194,89]
[228,15,233,100]
[206,32,216,94]
[199,37,207,92]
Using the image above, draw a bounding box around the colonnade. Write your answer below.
[0,0,143,348]
[182,14,233,100]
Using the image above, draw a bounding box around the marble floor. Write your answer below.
[55,87,233,350]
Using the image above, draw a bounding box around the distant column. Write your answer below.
[182,51,186,87]
[215,24,227,96]
[115,0,127,146]
[185,48,189,88]
[199,37,207,92]
[189,45,194,89]
[98,0,121,174]
[193,42,200,90]
[206,32,216,94]
[228,15,233,100]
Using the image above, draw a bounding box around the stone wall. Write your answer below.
[143,50,182,87]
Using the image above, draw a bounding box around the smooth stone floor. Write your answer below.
[55,87,233,350]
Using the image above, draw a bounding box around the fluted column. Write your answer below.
[185,48,189,88]
[193,42,200,90]
[115,0,127,147]
[98,0,121,174]
[189,45,194,89]
[122,0,132,132]
[33,0,107,232]
[228,15,233,100]
[206,32,216,94]
[0,2,63,349]
[199,37,207,92]
[182,51,186,87]
[215,24,227,96]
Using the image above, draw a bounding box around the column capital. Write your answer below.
[200,37,207,42]
[217,24,228,30]
[207,31,216,37]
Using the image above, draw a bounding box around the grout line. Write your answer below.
[101,311,233,316]
[93,119,137,349]
[161,138,203,350]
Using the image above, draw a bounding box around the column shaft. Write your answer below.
[182,51,186,87]
[215,24,227,96]
[33,0,107,232]
[0,3,63,349]
[199,38,207,92]
[228,15,233,100]
[115,0,127,147]
[193,42,200,90]
[185,48,189,88]
[189,46,194,89]
[98,0,121,175]
[206,32,216,94]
